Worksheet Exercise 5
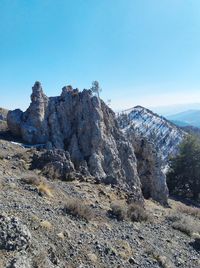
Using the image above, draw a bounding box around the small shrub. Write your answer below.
[153,254,172,268]
[166,212,182,222]
[110,203,127,221]
[63,199,94,222]
[37,182,53,198]
[177,204,200,219]
[0,120,8,132]
[127,203,149,222]
[21,175,41,186]
[109,202,149,222]
[40,220,52,230]
[171,215,200,236]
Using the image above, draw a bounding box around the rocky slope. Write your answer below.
[7,82,142,202]
[0,139,199,268]
[118,106,186,165]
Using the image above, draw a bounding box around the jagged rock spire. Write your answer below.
[31,81,48,103]
[7,82,144,203]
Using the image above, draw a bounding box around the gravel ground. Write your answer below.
[0,139,199,268]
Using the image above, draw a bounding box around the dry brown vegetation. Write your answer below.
[177,203,200,219]
[171,215,200,236]
[110,202,149,222]
[40,220,53,230]
[166,205,200,237]
[0,120,8,132]
[21,175,41,186]
[127,203,149,222]
[110,203,127,221]
[21,175,53,197]
[63,199,94,222]
[37,182,53,198]
[153,254,172,268]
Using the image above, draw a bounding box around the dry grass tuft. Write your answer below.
[177,204,200,219]
[110,203,127,221]
[109,202,149,222]
[170,215,200,236]
[127,203,149,222]
[37,182,53,198]
[0,120,8,132]
[63,199,94,222]
[172,220,196,236]
[153,254,173,268]
[21,175,53,197]
[40,220,53,230]
[21,175,41,186]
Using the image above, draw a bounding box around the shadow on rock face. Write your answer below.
[190,239,200,252]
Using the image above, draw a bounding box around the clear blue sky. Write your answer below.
[1,0,200,111]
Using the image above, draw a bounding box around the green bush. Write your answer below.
[167,135,200,201]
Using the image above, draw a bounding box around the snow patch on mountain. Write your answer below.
[118,106,186,164]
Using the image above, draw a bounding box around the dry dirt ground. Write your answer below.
[0,139,199,268]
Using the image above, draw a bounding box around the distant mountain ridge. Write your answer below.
[118,105,186,164]
[167,109,200,128]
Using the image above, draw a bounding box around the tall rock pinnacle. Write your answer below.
[7,82,143,203]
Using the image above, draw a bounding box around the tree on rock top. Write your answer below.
[91,81,102,98]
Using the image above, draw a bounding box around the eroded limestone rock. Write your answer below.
[7,82,143,202]
[127,131,169,205]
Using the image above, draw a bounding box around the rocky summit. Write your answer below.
[7,82,143,203]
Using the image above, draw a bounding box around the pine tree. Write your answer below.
[91,81,101,99]
[167,135,200,201]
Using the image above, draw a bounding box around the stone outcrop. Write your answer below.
[117,106,184,204]
[127,131,169,205]
[0,214,31,251]
[6,256,31,268]
[31,149,87,181]
[7,82,143,202]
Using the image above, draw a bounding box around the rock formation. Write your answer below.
[0,214,31,251]
[127,130,169,205]
[117,106,187,204]
[7,82,143,202]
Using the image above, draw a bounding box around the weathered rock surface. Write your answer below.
[31,149,85,181]
[117,106,186,203]
[128,132,168,205]
[6,255,31,268]
[0,214,31,251]
[7,82,143,202]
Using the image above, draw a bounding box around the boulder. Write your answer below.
[0,214,31,251]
